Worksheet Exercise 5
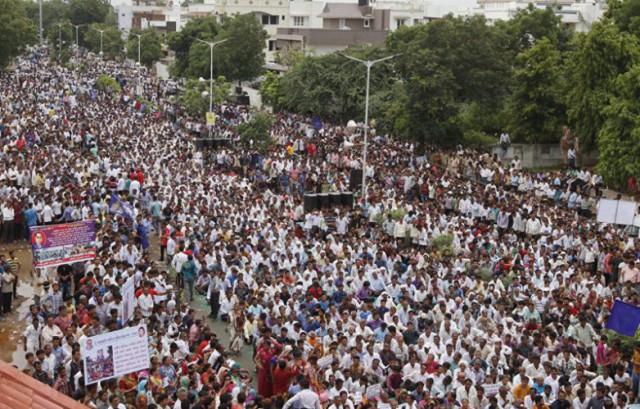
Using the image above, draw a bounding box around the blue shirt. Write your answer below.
[25,208,38,226]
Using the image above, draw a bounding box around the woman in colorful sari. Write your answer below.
[136,379,153,409]
[254,340,275,397]
[119,372,138,406]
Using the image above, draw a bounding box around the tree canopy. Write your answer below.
[167,14,267,82]
[84,24,124,58]
[0,0,37,70]
[126,28,163,67]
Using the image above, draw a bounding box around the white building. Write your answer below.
[473,0,607,32]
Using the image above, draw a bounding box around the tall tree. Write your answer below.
[215,13,268,82]
[597,65,640,189]
[495,4,573,54]
[0,0,37,69]
[507,38,566,143]
[84,24,124,58]
[126,28,163,67]
[386,15,510,144]
[68,0,111,27]
[47,21,74,61]
[566,22,640,151]
[24,0,69,39]
[166,16,219,77]
[278,46,395,122]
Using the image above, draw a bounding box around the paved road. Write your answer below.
[190,294,255,371]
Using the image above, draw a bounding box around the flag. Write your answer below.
[311,116,323,131]
[109,192,134,221]
[606,300,640,336]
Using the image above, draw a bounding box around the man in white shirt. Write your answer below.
[283,379,322,409]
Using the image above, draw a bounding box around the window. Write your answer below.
[363,18,370,28]
[262,15,279,25]
[268,40,277,51]
[396,18,406,29]
[293,16,304,26]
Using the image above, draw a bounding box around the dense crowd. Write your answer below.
[1,47,639,409]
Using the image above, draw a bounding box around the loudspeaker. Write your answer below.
[349,169,363,192]
[304,194,318,213]
[237,95,250,106]
[235,86,243,95]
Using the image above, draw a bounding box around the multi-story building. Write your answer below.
[275,0,424,56]
[474,0,607,32]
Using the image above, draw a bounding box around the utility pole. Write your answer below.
[340,53,398,202]
[38,0,43,45]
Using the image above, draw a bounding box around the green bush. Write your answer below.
[238,112,274,151]
[95,74,122,93]
[432,234,454,253]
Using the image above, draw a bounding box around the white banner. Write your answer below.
[82,325,150,385]
[122,277,136,323]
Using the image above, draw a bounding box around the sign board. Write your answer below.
[484,383,500,396]
[597,199,637,226]
[366,384,381,400]
[317,355,334,369]
[30,220,97,268]
[206,112,216,126]
[82,325,150,385]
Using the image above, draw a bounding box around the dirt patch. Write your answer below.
[0,241,35,366]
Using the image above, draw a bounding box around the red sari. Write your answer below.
[256,348,274,397]
[272,367,293,396]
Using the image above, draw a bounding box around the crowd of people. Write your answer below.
[1,46,639,409]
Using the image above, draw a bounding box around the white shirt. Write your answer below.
[283,389,322,409]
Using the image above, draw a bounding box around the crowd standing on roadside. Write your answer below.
[1,47,640,409]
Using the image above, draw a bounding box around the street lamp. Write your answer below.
[130,32,150,71]
[92,28,106,59]
[38,0,43,45]
[56,23,65,57]
[191,37,228,114]
[71,24,84,59]
[340,53,398,202]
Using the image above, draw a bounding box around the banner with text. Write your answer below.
[30,220,97,268]
[81,325,150,385]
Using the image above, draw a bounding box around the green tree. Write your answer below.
[386,16,510,144]
[607,0,640,35]
[215,14,268,82]
[167,16,219,77]
[237,112,274,151]
[126,28,163,67]
[84,24,124,58]
[278,46,396,122]
[0,0,37,69]
[597,65,640,189]
[507,38,567,143]
[566,22,640,151]
[24,0,69,40]
[179,77,231,117]
[495,4,573,54]
[68,0,111,27]
[47,21,74,60]
[260,71,286,110]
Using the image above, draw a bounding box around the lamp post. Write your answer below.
[56,23,64,57]
[191,37,228,114]
[340,53,398,202]
[92,28,106,59]
[71,24,84,60]
[38,0,43,45]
